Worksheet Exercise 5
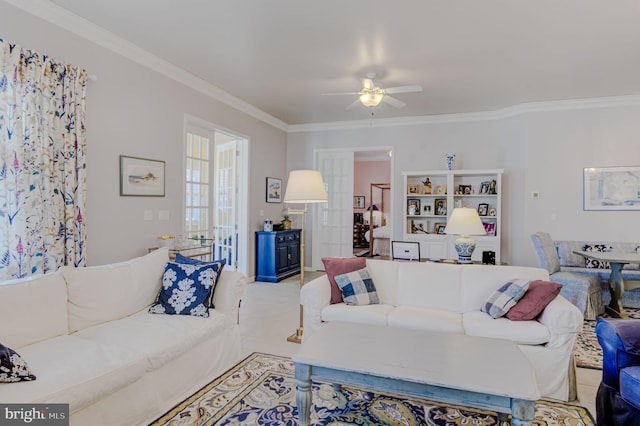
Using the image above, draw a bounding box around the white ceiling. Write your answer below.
[31,1,640,125]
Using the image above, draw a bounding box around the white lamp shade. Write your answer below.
[443,207,486,236]
[283,170,328,203]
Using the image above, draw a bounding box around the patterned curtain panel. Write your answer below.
[0,38,87,280]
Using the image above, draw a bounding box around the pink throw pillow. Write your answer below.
[322,257,367,304]
[506,280,562,321]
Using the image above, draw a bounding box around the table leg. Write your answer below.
[511,398,535,426]
[295,363,312,426]
[606,262,629,319]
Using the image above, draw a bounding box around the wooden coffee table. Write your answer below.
[292,322,540,426]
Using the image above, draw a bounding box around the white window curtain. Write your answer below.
[0,38,87,279]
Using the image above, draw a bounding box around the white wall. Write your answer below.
[288,104,640,267]
[0,3,288,271]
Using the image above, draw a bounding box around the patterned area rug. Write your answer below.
[574,307,640,370]
[150,352,594,425]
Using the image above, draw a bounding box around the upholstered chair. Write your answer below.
[595,318,640,425]
[530,232,603,320]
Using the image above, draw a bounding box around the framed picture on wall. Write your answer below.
[583,166,640,210]
[119,155,165,196]
[266,177,282,203]
[353,195,365,209]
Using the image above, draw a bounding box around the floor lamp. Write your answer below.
[283,169,328,343]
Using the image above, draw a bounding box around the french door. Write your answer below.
[311,150,354,270]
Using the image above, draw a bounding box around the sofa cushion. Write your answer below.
[463,311,551,345]
[481,279,530,318]
[73,309,226,371]
[149,262,215,317]
[388,306,464,334]
[396,263,463,311]
[506,280,562,321]
[322,257,367,304]
[365,259,400,305]
[0,270,68,349]
[620,366,640,408]
[0,342,36,382]
[334,267,379,306]
[321,303,393,327]
[174,253,225,307]
[63,248,170,333]
[0,335,147,413]
[459,265,548,313]
[583,244,612,269]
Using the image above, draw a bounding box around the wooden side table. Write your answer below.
[353,223,369,248]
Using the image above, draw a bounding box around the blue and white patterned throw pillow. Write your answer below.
[0,343,36,383]
[174,253,225,308]
[149,262,215,317]
[334,267,379,306]
[583,244,612,269]
[481,279,530,319]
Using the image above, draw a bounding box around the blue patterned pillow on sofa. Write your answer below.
[481,279,530,319]
[149,262,215,317]
[334,267,379,306]
[174,253,225,308]
[583,244,612,269]
[0,342,36,383]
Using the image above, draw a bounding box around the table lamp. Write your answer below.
[283,169,328,343]
[443,207,486,263]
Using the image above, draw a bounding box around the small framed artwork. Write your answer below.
[423,204,432,215]
[353,195,365,209]
[480,181,491,194]
[477,203,489,216]
[434,223,447,234]
[391,241,421,261]
[266,177,282,203]
[434,198,447,216]
[407,198,421,215]
[407,184,421,195]
[458,185,472,195]
[435,185,447,195]
[120,155,165,196]
[489,207,497,216]
[483,222,496,236]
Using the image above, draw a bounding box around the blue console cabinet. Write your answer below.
[255,229,301,282]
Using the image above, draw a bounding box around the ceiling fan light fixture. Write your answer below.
[359,91,383,107]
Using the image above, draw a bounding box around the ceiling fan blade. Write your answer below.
[322,91,361,96]
[346,99,361,110]
[382,95,406,108]
[384,85,423,94]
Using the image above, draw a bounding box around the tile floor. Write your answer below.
[239,272,600,418]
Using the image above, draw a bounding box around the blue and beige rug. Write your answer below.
[574,307,640,370]
[150,352,594,425]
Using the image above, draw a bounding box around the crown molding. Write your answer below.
[5,0,289,132]
[288,94,640,133]
[7,1,640,135]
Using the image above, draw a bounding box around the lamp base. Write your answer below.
[454,235,476,263]
[287,327,303,344]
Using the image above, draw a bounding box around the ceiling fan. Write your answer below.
[323,72,422,109]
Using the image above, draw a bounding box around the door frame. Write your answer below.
[311,147,394,269]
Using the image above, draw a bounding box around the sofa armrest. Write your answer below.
[300,274,331,341]
[212,270,247,320]
[537,295,583,349]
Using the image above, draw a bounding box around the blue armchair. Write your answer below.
[596,318,640,425]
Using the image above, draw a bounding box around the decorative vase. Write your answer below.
[282,215,291,230]
[445,153,455,170]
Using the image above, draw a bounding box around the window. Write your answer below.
[185,132,211,239]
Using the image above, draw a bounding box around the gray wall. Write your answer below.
[288,104,640,267]
[0,3,288,271]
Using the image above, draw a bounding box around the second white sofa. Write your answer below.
[301,259,583,402]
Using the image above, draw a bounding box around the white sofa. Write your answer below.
[301,259,583,402]
[0,248,247,426]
